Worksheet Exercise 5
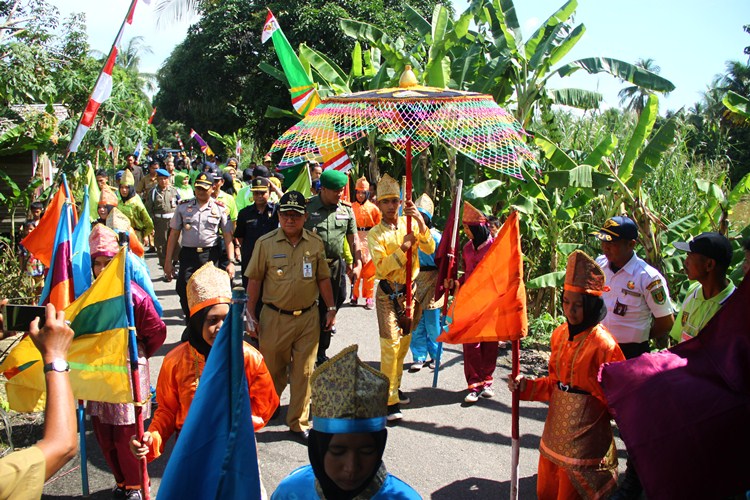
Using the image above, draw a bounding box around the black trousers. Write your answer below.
[316,258,346,363]
[176,245,221,317]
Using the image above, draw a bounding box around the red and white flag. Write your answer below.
[322,149,353,173]
[147,106,157,124]
[69,0,146,153]
[175,133,184,150]
[235,139,242,157]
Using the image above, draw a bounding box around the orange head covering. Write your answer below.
[462,201,487,225]
[355,176,370,191]
[89,223,119,259]
[563,250,609,296]
[98,187,118,207]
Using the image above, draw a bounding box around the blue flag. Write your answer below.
[71,186,92,298]
[158,291,261,499]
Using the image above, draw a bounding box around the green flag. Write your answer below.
[261,9,320,116]
[287,165,312,198]
[85,163,100,222]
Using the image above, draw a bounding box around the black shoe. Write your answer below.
[271,407,281,420]
[289,429,309,442]
[398,390,410,405]
[316,354,329,366]
[112,486,126,499]
[386,404,403,422]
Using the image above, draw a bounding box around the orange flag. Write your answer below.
[437,211,527,344]
[20,186,75,268]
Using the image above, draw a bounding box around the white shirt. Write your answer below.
[596,253,674,344]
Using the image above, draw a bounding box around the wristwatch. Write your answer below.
[43,358,70,373]
[327,306,337,312]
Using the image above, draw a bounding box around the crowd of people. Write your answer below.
[3,150,750,499]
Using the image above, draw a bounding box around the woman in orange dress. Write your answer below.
[131,263,279,463]
[508,251,625,499]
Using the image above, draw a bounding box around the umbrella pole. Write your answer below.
[510,339,520,500]
[404,138,413,321]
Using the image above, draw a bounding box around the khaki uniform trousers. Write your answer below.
[375,285,423,406]
[259,305,319,432]
[153,217,172,268]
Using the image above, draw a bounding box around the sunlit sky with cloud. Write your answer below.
[54,0,749,113]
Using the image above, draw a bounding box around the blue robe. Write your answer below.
[271,465,421,499]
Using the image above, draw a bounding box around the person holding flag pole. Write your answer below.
[507,251,625,499]
[86,224,166,500]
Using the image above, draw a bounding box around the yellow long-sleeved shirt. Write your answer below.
[367,216,435,284]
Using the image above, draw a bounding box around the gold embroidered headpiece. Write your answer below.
[415,193,434,218]
[311,345,389,433]
[120,169,135,187]
[376,174,400,201]
[186,262,232,317]
[564,250,609,296]
[105,208,144,258]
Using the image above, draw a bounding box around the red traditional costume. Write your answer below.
[519,251,625,499]
[351,176,381,306]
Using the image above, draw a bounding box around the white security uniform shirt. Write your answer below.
[596,253,673,344]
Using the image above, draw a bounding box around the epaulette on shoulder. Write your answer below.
[306,228,324,243]
[178,198,192,205]
[340,200,352,207]
[214,199,226,207]
[257,230,278,243]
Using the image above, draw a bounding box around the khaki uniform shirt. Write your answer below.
[170,198,233,248]
[0,446,45,499]
[144,185,179,219]
[245,228,330,311]
[304,195,356,259]
[136,174,158,196]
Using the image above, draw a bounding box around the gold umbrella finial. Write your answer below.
[399,65,418,88]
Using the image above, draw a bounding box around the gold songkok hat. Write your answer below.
[376,174,400,201]
[355,176,370,191]
[186,262,232,317]
[106,207,131,232]
[415,193,434,218]
[98,188,118,207]
[311,345,389,433]
[120,169,135,187]
[462,201,487,225]
[564,250,609,296]
[89,223,119,259]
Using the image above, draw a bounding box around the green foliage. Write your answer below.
[522,312,562,349]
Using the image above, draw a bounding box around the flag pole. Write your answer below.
[66,0,138,155]
[122,241,151,500]
[510,339,520,500]
[404,138,413,326]
[230,286,245,425]
[433,179,462,388]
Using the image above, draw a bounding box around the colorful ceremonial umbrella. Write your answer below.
[270,66,537,322]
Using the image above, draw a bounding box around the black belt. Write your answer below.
[421,265,438,271]
[264,302,316,316]
[557,382,590,395]
[357,226,373,231]
[182,245,219,254]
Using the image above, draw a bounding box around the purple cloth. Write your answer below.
[460,237,494,284]
[599,276,750,499]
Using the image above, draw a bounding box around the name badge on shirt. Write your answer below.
[613,299,628,316]
[336,212,349,220]
[302,253,313,278]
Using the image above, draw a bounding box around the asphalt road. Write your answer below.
[41,251,626,499]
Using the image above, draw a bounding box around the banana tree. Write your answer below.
[601,94,678,271]
[467,0,675,127]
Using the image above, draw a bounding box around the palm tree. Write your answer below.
[118,36,157,95]
[618,58,667,115]
[154,0,203,25]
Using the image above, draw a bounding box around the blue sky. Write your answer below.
[55,0,749,113]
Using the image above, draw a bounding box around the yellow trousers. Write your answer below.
[379,336,411,406]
